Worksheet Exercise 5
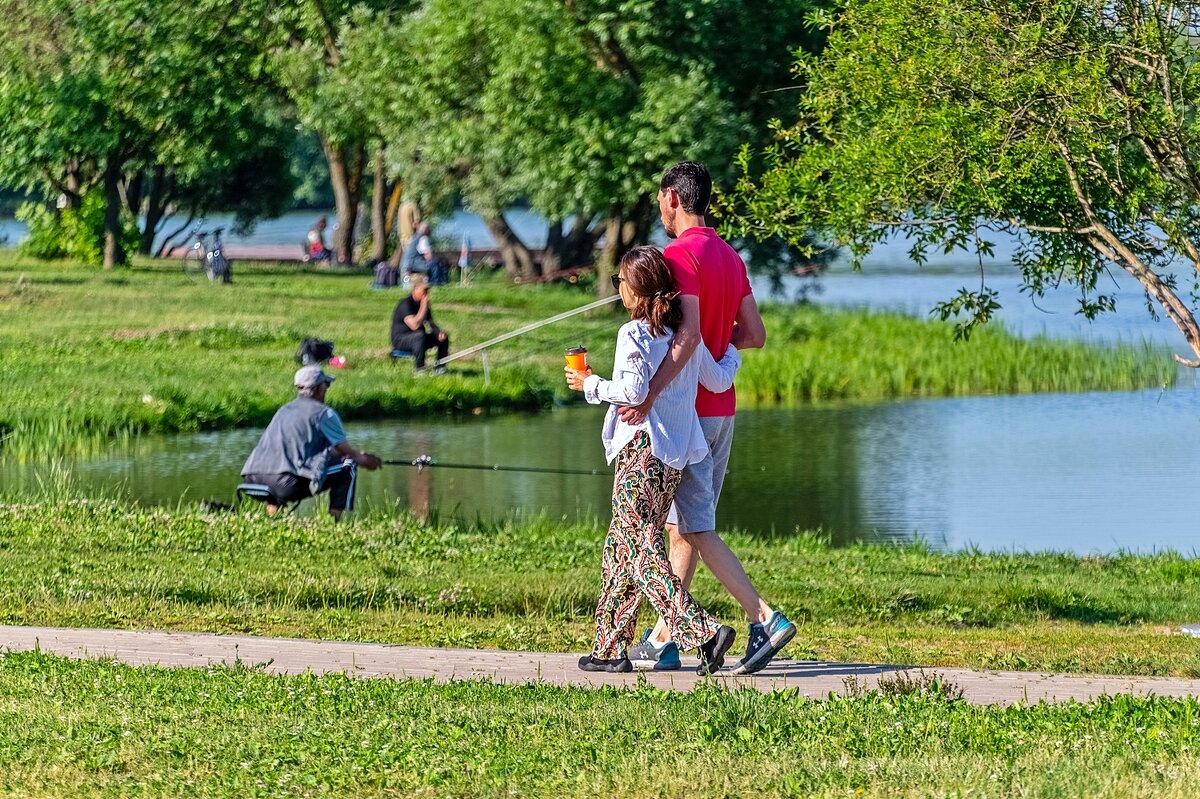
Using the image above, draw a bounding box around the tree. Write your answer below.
[350,0,824,291]
[271,1,420,265]
[0,0,290,267]
[727,0,1200,364]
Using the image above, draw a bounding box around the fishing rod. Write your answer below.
[385,454,608,477]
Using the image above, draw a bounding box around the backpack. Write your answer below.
[373,261,398,287]
[296,338,335,365]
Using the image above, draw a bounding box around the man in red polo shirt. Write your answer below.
[619,161,795,675]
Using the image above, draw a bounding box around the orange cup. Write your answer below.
[564,346,588,371]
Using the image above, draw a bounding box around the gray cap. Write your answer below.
[294,365,335,389]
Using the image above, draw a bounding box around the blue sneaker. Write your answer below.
[731,611,796,675]
[627,628,681,671]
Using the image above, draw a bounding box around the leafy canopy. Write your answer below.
[349,0,822,219]
[727,0,1200,363]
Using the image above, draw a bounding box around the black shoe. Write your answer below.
[697,625,736,676]
[578,654,633,673]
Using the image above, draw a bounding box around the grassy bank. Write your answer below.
[2,651,1199,798]
[0,255,1173,457]
[2,500,1198,677]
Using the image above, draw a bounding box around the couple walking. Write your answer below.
[567,161,795,675]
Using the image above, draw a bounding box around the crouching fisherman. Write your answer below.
[241,365,382,520]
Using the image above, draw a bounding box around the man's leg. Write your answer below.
[686,531,772,622]
[243,473,313,515]
[320,458,357,521]
[650,416,772,639]
[398,330,428,369]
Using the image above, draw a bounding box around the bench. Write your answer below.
[235,482,301,515]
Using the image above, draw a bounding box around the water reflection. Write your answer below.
[3,391,1198,556]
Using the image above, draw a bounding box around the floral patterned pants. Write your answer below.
[590,432,721,659]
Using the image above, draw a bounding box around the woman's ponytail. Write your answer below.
[617,247,682,336]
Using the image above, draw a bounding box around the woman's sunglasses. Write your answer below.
[610,274,624,291]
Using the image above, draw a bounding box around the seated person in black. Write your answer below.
[241,365,382,520]
[391,275,450,373]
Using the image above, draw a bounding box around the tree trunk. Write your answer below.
[124,169,144,217]
[384,180,403,240]
[323,136,367,264]
[102,157,126,269]
[542,220,564,274]
[156,213,195,258]
[595,197,652,298]
[542,216,598,275]
[625,194,653,250]
[485,213,536,279]
[139,165,169,256]
[564,215,597,267]
[62,158,83,210]
[369,145,390,262]
[597,204,624,298]
[387,181,408,267]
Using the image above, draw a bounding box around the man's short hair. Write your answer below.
[409,274,427,291]
[660,161,712,215]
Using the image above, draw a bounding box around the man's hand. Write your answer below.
[357,451,383,470]
[564,365,592,391]
[617,396,653,425]
[436,331,447,342]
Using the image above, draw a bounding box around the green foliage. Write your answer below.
[0,0,293,263]
[727,0,1200,361]
[15,194,138,267]
[343,0,826,274]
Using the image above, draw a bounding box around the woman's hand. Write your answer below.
[564,365,593,391]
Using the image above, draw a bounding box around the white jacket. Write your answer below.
[583,319,741,468]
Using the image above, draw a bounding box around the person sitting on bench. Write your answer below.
[241,365,382,520]
[391,275,450,374]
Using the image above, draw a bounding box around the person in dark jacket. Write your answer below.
[390,275,450,373]
[241,365,382,520]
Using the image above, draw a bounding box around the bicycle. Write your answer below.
[181,226,233,283]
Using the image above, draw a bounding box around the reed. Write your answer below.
[739,306,1174,403]
[0,255,1175,457]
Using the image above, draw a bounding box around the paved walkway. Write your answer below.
[4,626,1200,706]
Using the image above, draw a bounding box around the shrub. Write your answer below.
[15,193,139,266]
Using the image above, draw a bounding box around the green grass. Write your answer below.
[2,499,1199,677]
[0,254,1173,458]
[1,651,1198,797]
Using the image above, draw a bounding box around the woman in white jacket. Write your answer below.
[566,246,741,675]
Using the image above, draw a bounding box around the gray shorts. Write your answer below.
[667,415,735,534]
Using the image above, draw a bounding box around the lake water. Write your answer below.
[2,213,1199,554]
[2,389,1197,555]
[0,208,559,253]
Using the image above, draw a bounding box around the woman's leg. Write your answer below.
[589,439,650,659]
[589,519,637,659]
[623,433,722,652]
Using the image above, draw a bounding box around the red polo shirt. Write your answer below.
[664,227,752,418]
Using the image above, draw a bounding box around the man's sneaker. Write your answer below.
[628,629,682,671]
[697,625,736,676]
[731,610,797,675]
[578,654,633,673]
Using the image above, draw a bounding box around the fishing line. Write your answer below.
[385,454,608,476]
